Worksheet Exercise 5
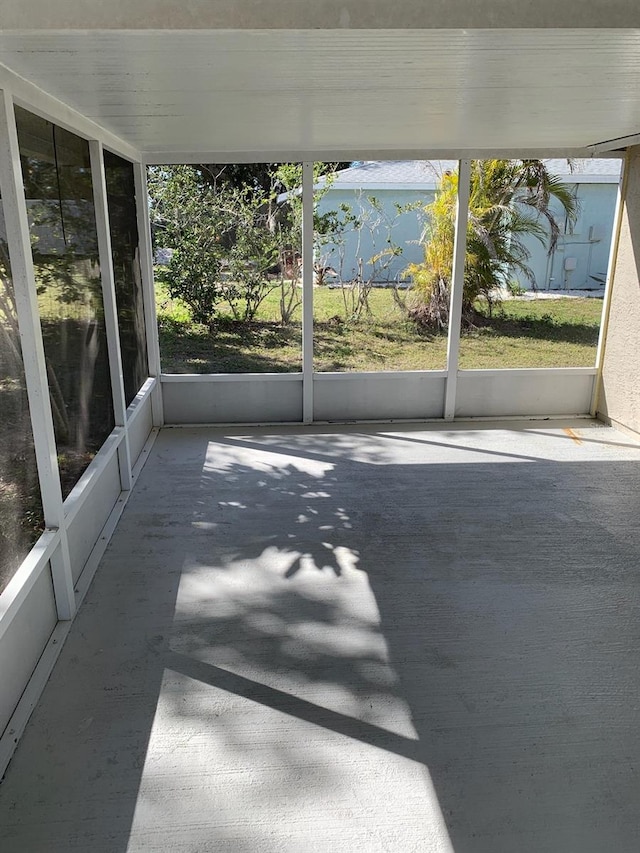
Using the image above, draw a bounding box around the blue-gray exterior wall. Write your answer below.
[316,188,432,283]
[317,182,618,290]
[513,182,619,291]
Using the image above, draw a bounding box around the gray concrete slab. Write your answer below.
[2,420,640,852]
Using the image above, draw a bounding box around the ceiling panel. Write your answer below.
[1,29,639,156]
[2,0,639,31]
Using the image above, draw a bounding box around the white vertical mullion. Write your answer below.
[302,161,314,424]
[0,89,75,619]
[89,140,132,490]
[590,155,628,416]
[444,159,471,421]
[133,161,164,427]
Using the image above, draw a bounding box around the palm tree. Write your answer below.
[406,159,578,328]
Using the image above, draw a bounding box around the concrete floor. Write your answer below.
[1,420,640,852]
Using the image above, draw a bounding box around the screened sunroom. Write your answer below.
[2,5,640,851]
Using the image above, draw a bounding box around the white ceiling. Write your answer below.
[1,29,640,159]
[1,0,638,31]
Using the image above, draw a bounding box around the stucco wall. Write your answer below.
[597,148,640,434]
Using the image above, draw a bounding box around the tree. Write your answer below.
[223,187,281,322]
[324,194,421,322]
[193,162,350,194]
[149,166,231,326]
[406,160,578,329]
[148,163,350,328]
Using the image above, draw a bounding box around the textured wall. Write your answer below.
[597,148,640,434]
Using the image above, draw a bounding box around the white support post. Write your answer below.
[302,161,314,424]
[0,89,75,620]
[590,154,628,416]
[89,140,132,490]
[134,161,164,427]
[444,159,471,421]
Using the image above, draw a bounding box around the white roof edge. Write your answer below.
[331,176,622,188]
[328,181,439,190]
[559,174,621,184]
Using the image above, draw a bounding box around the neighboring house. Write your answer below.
[316,159,622,290]
[515,158,622,291]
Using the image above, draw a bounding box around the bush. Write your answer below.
[507,280,527,297]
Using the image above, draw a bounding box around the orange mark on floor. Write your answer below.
[563,427,583,445]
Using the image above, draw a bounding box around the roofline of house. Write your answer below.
[328,174,622,191]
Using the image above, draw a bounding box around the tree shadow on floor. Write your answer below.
[3,427,640,851]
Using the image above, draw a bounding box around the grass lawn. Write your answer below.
[458,297,602,369]
[156,278,602,373]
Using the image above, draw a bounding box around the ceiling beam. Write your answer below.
[2,0,640,30]
[589,132,640,154]
[143,148,623,165]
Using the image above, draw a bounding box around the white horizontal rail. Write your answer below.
[314,370,448,380]
[158,368,593,382]
[126,376,156,424]
[161,372,303,383]
[458,367,597,377]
